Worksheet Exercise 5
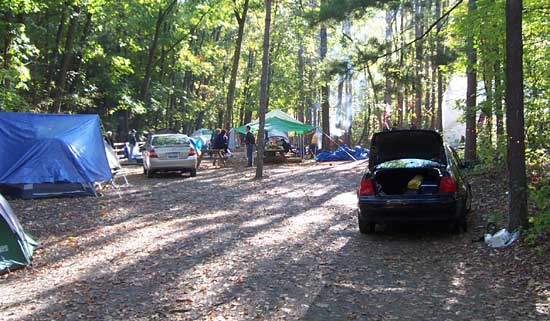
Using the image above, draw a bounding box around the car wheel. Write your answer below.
[358,218,375,234]
[190,168,197,177]
[147,169,156,178]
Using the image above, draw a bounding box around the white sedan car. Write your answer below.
[142,134,197,177]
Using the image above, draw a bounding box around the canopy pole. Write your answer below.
[300,134,304,161]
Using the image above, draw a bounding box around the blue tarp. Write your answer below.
[315,145,370,162]
[0,112,112,184]
[189,137,204,152]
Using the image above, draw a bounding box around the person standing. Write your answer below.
[221,129,229,154]
[127,129,137,160]
[244,125,255,167]
[104,131,115,149]
[310,132,318,159]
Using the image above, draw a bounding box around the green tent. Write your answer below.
[235,110,315,135]
[0,194,38,273]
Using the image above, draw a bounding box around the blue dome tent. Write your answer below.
[0,112,112,199]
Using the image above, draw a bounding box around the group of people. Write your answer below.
[210,128,229,153]
[103,129,139,160]
[207,127,254,167]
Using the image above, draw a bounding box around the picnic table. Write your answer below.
[264,146,286,164]
[197,149,227,167]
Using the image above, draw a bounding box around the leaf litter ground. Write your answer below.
[0,160,548,321]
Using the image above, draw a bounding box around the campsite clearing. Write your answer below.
[0,162,548,321]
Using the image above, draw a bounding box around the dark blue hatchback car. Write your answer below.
[357,130,471,234]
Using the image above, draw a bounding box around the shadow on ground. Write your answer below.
[1,161,545,321]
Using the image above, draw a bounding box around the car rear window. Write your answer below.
[152,135,189,146]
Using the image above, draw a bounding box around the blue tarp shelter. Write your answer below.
[315,145,370,162]
[0,112,112,198]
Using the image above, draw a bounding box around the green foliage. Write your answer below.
[527,180,550,245]
[318,0,384,23]
[488,210,505,226]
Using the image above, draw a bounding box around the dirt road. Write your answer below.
[1,161,547,320]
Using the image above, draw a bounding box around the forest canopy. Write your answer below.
[0,0,548,154]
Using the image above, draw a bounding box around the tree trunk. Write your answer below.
[336,77,343,128]
[51,5,81,113]
[396,4,405,128]
[140,8,164,104]
[430,58,437,129]
[297,41,305,123]
[464,0,477,163]
[494,60,504,145]
[68,11,93,94]
[384,8,392,107]
[413,0,423,128]
[437,69,444,131]
[483,71,494,144]
[344,76,352,145]
[140,0,177,105]
[225,0,250,130]
[45,5,68,94]
[255,0,272,179]
[435,0,444,131]
[505,0,528,230]
[320,18,330,149]
[240,49,255,125]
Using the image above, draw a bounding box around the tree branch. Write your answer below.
[153,8,212,66]
[160,0,178,20]
[233,0,242,23]
[345,0,464,63]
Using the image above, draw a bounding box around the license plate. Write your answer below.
[167,152,179,159]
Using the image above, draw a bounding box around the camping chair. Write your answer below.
[93,169,128,199]
[109,168,129,188]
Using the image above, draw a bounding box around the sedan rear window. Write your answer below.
[152,135,189,146]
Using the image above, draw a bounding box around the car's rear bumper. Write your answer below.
[148,157,197,171]
[358,195,458,223]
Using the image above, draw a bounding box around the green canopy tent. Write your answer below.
[0,194,38,274]
[235,110,315,135]
[236,110,315,159]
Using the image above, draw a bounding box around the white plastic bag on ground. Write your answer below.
[484,229,520,248]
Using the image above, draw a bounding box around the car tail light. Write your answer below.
[359,177,375,196]
[188,147,196,156]
[149,149,158,158]
[439,176,457,193]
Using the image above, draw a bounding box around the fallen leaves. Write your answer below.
[0,162,548,320]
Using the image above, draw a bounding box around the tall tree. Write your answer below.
[255,0,272,179]
[494,59,504,145]
[396,3,405,128]
[320,0,330,149]
[140,0,177,105]
[413,0,423,128]
[297,40,305,123]
[384,7,392,108]
[464,0,477,163]
[505,0,527,230]
[435,0,444,131]
[225,0,250,130]
[51,5,81,113]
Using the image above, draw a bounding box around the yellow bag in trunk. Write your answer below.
[407,175,424,190]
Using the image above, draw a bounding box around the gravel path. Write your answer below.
[0,161,548,320]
